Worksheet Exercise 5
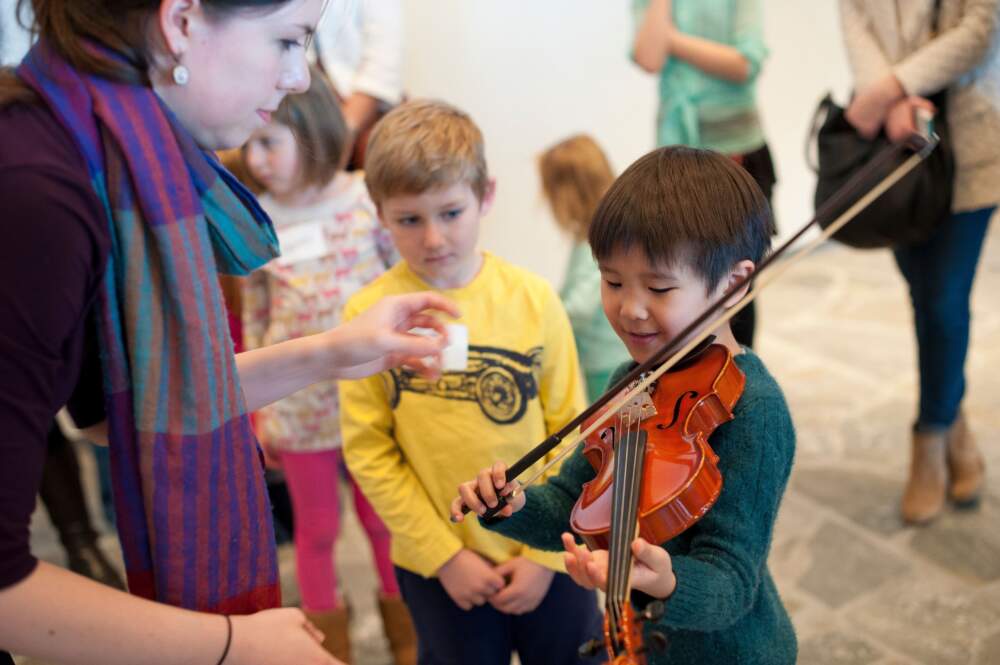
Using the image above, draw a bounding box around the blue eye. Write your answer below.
[443,208,463,220]
[397,216,420,226]
[279,39,304,51]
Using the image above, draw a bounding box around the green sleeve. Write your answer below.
[480,361,634,549]
[653,390,795,631]
[732,0,769,81]
[479,445,596,551]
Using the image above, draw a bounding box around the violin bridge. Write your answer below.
[619,386,658,425]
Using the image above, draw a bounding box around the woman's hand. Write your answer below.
[845,74,906,139]
[238,292,460,412]
[228,608,342,665]
[561,533,676,600]
[451,461,526,522]
[884,95,937,144]
[327,292,461,380]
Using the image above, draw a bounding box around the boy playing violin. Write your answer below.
[453,147,798,664]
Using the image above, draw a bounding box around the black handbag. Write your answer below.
[809,0,954,249]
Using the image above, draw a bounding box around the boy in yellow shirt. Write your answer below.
[339,100,602,664]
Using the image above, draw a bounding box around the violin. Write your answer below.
[457,119,941,662]
[573,342,743,663]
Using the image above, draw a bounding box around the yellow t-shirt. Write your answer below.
[340,252,586,577]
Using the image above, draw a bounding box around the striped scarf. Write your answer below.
[19,42,282,613]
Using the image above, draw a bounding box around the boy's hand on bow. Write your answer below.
[488,557,554,615]
[450,461,525,522]
[561,533,677,600]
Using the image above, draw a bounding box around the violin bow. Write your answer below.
[459,118,940,521]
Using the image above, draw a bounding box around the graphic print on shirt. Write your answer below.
[383,346,543,424]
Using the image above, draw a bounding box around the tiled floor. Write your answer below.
[20,220,1000,664]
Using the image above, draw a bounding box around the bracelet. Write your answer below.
[216,614,233,665]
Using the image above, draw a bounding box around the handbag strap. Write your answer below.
[932,0,943,36]
[805,94,835,173]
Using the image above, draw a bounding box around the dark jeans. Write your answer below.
[730,143,777,349]
[395,565,603,665]
[0,651,12,665]
[893,206,994,429]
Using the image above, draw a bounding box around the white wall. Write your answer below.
[0,0,31,66]
[400,0,854,285]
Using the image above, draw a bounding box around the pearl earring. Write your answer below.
[172,64,190,86]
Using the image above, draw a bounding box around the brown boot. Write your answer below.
[305,607,351,663]
[947,414,985,506]
[378,594,417,665]
[901,428,948,525]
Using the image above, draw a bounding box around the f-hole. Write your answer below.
[658,390,699,429]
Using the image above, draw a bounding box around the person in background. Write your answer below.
[241,66,415,665]
[839,0,1000,524]
[313,0,403,167]
[631,0,776,348]
[340,100,603,665]
[40,423,124,590]
[538,134,632,402]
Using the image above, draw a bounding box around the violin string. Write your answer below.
[608,402,627,639]
[611,405,632,629]
[622,396,642,625]
[508,148,929,497]
[613,403,630,641]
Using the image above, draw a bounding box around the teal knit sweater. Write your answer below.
[484,350,797,664]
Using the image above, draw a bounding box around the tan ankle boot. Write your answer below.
[306,607,351,663]
[947,414,985,506]
[378,594,417,665]
[901,428,948,525]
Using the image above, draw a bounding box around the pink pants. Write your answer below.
[281,448,398,611]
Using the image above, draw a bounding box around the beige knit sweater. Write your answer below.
[840,0,1000,212]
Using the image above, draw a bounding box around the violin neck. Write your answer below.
[605,428,647,642]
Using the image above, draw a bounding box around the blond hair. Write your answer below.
[538,134,615,240]
[363,99,489,205]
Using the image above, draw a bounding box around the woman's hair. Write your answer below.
[538,134,615,241]
[248,65,348,191]
[589,146,772,293]
[1,0,294,96]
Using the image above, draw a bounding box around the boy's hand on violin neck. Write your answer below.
[488,557,554,616]
[629,538,677,599]
[561,534,677,600]
[437,549,506,611]
[450,462,525,522]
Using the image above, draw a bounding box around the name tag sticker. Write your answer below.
[275,222,327,266]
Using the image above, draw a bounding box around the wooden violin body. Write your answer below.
[570,343,745,552]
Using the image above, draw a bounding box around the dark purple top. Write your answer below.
[0,99,109,589]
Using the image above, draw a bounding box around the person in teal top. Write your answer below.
[632,0,776,348]
[453,147,797,664]
[539,135,632,402]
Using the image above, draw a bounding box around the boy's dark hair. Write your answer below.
[589,146,772,292]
